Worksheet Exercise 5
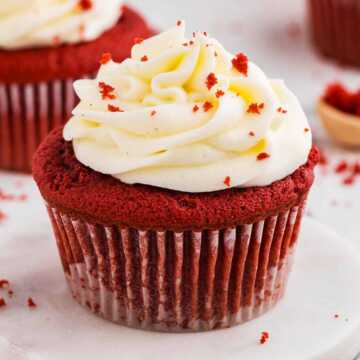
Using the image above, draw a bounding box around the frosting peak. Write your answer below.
[0,0,123,49]
[64,23,312,193]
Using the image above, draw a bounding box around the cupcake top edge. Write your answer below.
[64,22,313,193]
[0,0,123,50]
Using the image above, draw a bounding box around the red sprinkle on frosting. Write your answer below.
[277,107,287,114]
[247,103,264,114]
[107,104,123,112]
[249,131,255,137]
[193,105,199,113]
[27,297,37,309]
[216,90,225,98]
[232,53,248,76]
[141,55,149,62]
[0,298,6,308]
[99,52,112,65]
[206,73,218,90]
[257,152,270,161]
[304,128,310,133]
[78,0,93,11]
[52,35,61,46]
[99,82,116,100]
[203,101,214,112]
[224,176,231,187]
[260,331,270,345]
[150,110,157,117]
[177,20,182,26]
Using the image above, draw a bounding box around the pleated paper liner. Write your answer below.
[308,0,360,67]
[0,79,78,173]
[47,201,305,332]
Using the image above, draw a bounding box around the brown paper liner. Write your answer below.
[0,79,79,173]
[46,201,306,332]
[308,0,360,67]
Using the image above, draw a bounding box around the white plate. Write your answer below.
[0,179,360,360]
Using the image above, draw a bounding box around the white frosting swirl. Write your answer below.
[64,23,312,193]
[0,0,123,49]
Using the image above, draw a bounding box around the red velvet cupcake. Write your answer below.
[0,1,153,172]
[33,23,318,332]
[308,0,360,66]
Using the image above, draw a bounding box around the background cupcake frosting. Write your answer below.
[0,0,123,49]
[64,23,312,192]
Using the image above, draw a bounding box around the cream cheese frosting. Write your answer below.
[0,0,123,49]
[64,22,312,193]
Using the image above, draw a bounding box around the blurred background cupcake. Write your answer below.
[308,0,360,67]
[0,0,153,173]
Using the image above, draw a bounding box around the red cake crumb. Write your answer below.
[0,298,6,308]
[107,104,123,112]
[304,128,310,133]
[323,83,360,117]
[335,160,348,173]
[78,0,93,11]
[334,314,339,319]
[318,149,328,166]
[150,110,157,117]
[206,73,218,90]
[203,101,213,112]
[99,52,112,65]
[343,176,355,186]
[8,290,14,297]
[224,176,231,187]
[216,90,225,98]
[99,82,116,100]
[232,53,248,76]
[247,103,264,114]
[177,20,182,26]
[277,107,287,114]
[141,55,149,62]
[249,131,255,136]
[0,280,9,289]
[257,152,270,161]
[27,297,37,309]
[193,105,199,113]
[0,211,6,223]
[260,331,270,345]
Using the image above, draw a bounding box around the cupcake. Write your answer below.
[0,0,153,172]
[308,0,360,67]
[33,22,318,332]
[317,83,360,147]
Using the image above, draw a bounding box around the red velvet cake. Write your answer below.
[33,24,318,332]
[0,5,153,173]
[308,0,360,67]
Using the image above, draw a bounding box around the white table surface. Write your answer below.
[1,0,360,358]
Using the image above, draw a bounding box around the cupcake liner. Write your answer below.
[0,79,78,172]
[308,0,360,66]
[46,201,306,332]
